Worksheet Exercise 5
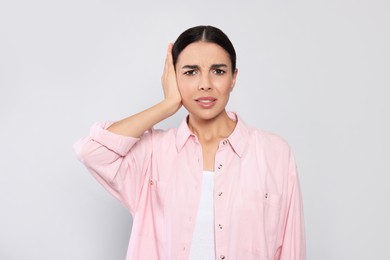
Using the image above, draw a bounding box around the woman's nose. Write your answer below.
[198,74,212,91]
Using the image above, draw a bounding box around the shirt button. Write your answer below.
[149,180,154,185]
[220,255,225,259]
[218,164,223,170]
[218,192,223,196]
[222,140,228,145]
[218,224,223,229]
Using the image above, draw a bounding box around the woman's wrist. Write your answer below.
[160,98,182,117]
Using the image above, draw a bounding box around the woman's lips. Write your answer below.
[195,97,217,108]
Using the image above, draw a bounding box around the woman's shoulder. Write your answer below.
[244,124,292,154]
[229,113,293,156]
[142,126,177,138]
[144,127,180,145]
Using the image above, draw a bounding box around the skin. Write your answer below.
[108,41,238,171]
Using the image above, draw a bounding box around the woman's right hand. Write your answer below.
[107,44,182,137]
[161,43,182,113]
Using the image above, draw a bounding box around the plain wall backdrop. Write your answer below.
[1,0,389,259]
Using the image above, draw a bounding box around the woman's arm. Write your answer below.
[107,44,182,137]
[275,150,306,260]
[74,44,181,213]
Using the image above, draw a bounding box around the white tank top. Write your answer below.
[189,171,216,259]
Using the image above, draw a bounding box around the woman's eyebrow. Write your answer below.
[181,64,228,70]
[181,65,199,70]
[210,64,228,69]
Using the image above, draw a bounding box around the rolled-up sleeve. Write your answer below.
[74,122,153,214]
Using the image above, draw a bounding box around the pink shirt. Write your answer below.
[74,113,306,260]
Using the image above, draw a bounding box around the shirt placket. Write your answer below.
[214,139,230,260]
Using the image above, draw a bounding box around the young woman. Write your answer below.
[74,25,305,260]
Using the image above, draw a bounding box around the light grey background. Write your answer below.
[1,0,389,259]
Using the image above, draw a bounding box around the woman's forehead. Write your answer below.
[176,41,231,66]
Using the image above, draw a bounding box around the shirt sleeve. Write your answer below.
[275,150,306,260]
[73,122,153,214]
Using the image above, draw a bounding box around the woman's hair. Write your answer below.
[172,25,236,73]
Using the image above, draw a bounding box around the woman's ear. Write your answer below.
[231,68,238,92]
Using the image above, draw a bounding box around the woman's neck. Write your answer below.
[188,111,236,143]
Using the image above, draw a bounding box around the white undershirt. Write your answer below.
[189,171,216,260]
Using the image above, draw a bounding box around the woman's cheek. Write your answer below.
[178,79,197,94]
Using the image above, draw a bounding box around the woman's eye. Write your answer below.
[184,70,197,75]
[213,69,226,75]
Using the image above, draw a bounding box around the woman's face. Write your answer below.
[175,41,238,122]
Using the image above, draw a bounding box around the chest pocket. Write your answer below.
[149,178,168,209]
[137,179,168,238]
[234,188,283,255]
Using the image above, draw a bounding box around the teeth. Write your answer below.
[198,100,213,103]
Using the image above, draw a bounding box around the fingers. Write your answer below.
[161,43,177,99]
[165,43,174,68]
[162,43,175,82]
[163,43,173,69]
[167,43,173,55]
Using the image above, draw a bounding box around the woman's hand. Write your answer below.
[161,43,182,113]
[107,44,182,137]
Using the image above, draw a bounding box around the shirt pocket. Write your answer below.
[138,179,168,239]
[236,188,282,255]
[261,191,282,246]
[149,179,167,204]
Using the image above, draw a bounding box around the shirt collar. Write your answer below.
[225,112,250,157]
[175,112,250,157]
[175,116,195,152]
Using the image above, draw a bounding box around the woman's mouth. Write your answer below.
[195,97,217,108]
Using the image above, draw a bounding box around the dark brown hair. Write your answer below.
[172,25,236,73]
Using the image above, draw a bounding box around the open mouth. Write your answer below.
[196,99,216,103]
[195,97,217,102]
[195,97,217,108]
